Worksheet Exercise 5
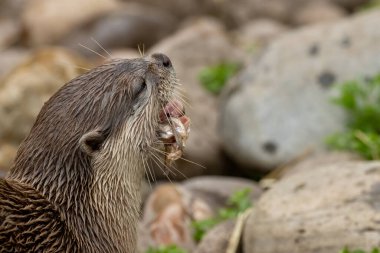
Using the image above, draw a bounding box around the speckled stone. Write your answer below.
[244,160,380,253]
[221,10,380,172]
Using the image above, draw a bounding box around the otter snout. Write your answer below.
[151,53,172,68]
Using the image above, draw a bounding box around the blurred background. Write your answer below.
[1,0,380,252]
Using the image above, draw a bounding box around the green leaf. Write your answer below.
[326,74,380,160]
[338,247,380,253]
[198,63,240,95]
[145,245,188,253]
[191,217,220,242]
[191,188,252,242]
[359,0,380,11]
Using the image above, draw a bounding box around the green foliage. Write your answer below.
[326,74,380,160]
[198,62,240,94]
[359,0,380,11]
[192,188,252,242]
[145,245,187,253]
[340,247,380,253]
[192,218,220,242]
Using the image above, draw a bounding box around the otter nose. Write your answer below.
[151,53,172,68]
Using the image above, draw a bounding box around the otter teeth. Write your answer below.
[158,124,174,140]
[158,101,190,165]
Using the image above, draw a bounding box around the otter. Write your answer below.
[0,53,188,252]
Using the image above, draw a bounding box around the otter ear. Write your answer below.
[79,130,106,156]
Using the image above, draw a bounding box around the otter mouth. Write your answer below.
[157,100,190,165]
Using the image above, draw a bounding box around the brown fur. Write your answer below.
[0,54,177,252]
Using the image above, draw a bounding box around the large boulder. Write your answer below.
[221,10,380,172]
[243,160,380,253]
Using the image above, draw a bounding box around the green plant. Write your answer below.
[145,245,187,253]
[192,188,252,242]
[359,0,380,11]
[326,74,380,160]
[340,247,380,253]
[198,62,240,94]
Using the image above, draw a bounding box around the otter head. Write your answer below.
[77,53,182,160]
[11,53,188,206]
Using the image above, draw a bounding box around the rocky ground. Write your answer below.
[1,0,380,252]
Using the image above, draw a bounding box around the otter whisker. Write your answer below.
[172,87,187,95]
[142,159,153,182]
[148,146,188,179]
[142,158,154,188]
[172,91,191,109]
[172,83,186,90]
[172,92,188,103]
[165,100,185,116]
[149,146,206,170]
[176,156,206,169]
[75,66,91,71]
[152,148,182,180]
[149,153,174,182]
[148,161,157,183]
[137,44,145,57]
[91,37,112,58]
[174,77,183,86]
[167,164,188,179]
[78,43,107,59]
[149,150,170,172]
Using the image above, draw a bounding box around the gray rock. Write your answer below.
[293,1,347,25]
[243,160,380,253]
[62,3,177,56]
[334,0,370,9]
[221,10,380,172]
[182,176,262,211]
[208,0,355,26]
[259,151,361,190]
[194,220,236,253]
[111,0,366,28]
[148,18,244,179]
[127,0,204,21]
[0,19,21,50]
[22,0,118,45]
[0,0,26,18]
[234,19,289,51]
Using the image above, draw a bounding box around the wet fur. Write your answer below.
[0,55,176,252]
